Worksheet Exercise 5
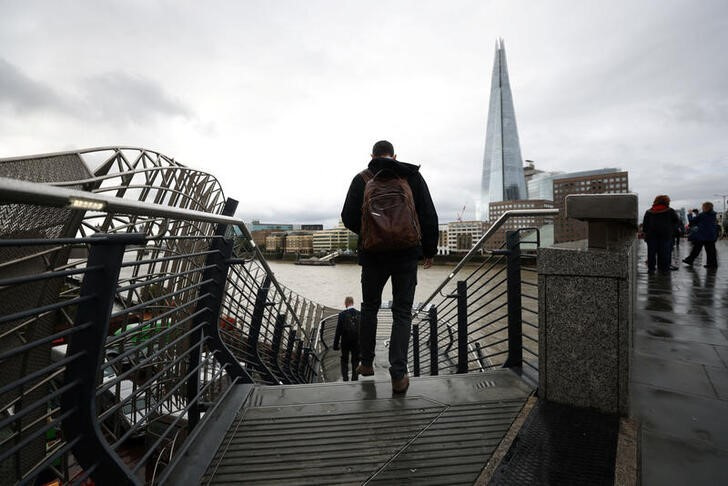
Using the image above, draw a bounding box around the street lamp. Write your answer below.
[715,194,728,214]
[715,194,728,231]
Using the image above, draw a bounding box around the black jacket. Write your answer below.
[688,210,718,242]
[642,206,679,241]
[333,308,360,349]
[341,157,439,266]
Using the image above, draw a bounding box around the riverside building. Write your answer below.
[553,169,629,243]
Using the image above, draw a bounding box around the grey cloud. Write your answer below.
[0,58,65,112]
[0,58,191,125]
[80,72,191,122]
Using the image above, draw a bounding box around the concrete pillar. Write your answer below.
[538,194,637,416]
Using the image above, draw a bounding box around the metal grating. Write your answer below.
[491,399,619,485]
[202,371,532,485]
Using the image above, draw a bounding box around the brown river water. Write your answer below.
[267,261,463,309]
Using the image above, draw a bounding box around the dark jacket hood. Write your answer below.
[367,157,420,177]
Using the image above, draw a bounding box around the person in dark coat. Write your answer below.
[642,195,680,274]
[333,296,361,381]
[683,202,719,268]
[341,140,438,394]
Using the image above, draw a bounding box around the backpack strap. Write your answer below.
[359,169,374,183]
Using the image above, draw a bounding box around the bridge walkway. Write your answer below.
[200,370,531,485]
[631,240,728,485]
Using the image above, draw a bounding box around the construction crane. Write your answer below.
[456,205,466,222]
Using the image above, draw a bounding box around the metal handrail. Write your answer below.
[0,176,241,226]
[415,208,558,313]
[0,176,312,341]
[313,313,340,350]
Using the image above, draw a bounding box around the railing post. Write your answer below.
[504,230,523,368]
[456,280,468,374]
[301,347,312,382]
[429,306,438,376]
[270,314,289,384]
[247,276,278,383]
[283,329,296,381]
[62,232,145,485]
[293,339,304,382]
[188,198,250,431]
[412,323,420,377]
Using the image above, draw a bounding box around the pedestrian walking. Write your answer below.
[683,202,719,268]
[642,195,680,274]
[333,296,361,381]
[341,140,438,393]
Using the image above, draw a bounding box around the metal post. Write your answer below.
[247,276,278,383]
[188,199,250,431]
[270,314,289,383]
[412,323,420,377]
[62,232,145,485]
[503,230,523,368]
[456,280,468,374]
[301,347,312,382]
[284,329,296,381]
[429,306,438,376]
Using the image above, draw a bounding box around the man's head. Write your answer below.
[653,195,670,206]
[702,202,714,212]
[344,296,354,307]
[371,140,395,159]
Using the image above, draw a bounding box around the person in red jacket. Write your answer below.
[642,195,680,274]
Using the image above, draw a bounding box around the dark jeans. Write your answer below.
[646,238,672,272]
[340,342,359,381]
[360,260,418,380]
[685,240,718,267]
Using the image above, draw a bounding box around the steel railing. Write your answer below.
[408,209,558,384]
[0,160,335,485]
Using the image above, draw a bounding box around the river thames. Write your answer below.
[267,261,462,309]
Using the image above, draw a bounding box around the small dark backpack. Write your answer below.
[341,311,360,343]
[360,169,421,251]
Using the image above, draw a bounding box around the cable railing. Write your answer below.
[408,209,558,385]
[0,149,336,485]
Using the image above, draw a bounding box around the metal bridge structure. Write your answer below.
[0,148,558,485]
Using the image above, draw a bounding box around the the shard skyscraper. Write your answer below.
[480,39,527,221]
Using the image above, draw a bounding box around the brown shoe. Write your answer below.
[392,375,410,394]
[356,364,374,376]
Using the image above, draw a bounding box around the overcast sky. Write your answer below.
[1,0,727,226]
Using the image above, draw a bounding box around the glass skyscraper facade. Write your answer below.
[480,39,527,221]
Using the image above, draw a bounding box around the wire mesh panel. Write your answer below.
[0,148,332,484]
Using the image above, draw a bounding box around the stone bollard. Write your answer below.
[538,194,637,416]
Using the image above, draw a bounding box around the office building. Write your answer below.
[553,169,629,243]
[312,222,355,254]
[447,221,486,253]
[485,200,555,249]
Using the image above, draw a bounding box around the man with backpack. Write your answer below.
[341,140,439,393]
[333,296,361,381]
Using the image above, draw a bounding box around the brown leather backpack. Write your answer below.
[359,169,421,251]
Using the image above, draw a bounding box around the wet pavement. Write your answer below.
[203,371,531,485]
[631,239,728,485]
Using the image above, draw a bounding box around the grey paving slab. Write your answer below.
[634,333,726,367]
[641,432,728,486]
[631,353,716,398]
[704,364,728,400]
[631,383,728,450]
[714,344,728,368]
[636,322,728,345]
